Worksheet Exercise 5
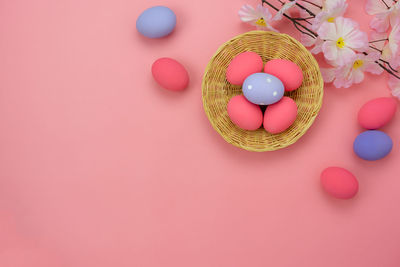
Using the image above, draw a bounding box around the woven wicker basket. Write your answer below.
[202,31,324,152]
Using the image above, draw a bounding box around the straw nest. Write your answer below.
[202,31,324,152]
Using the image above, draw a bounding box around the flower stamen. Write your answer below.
[327,17,335,23]
[353,60,364,69]
[255,17,267,27]
[336,37,345,48]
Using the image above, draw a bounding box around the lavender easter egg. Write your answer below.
[321,167,359,199]
[227,95,263,131]
[358,97,397,129]
[136,6,176,38]
[242,73,284,105]
[226,52,264,85]
[264,97,298,134]
[353,130,393,161]
[264,59,303,91]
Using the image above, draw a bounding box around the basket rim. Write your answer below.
[201,30,324,152]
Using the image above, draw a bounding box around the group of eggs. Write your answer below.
[137,5,398,201]
[321,97,397,199]
[225,52,303,134]
[137,6,190,91]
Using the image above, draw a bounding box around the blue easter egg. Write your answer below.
[353,130,393,161]
[242,73,284,105]
[136,6,176,38]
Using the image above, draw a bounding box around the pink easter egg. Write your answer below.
[358,97,397,129]
[263,97,297,134]
[227,95,263,131]
[320,167,358,199]
[264,59,303,91]
[152,58,189,91]
[226,52,263,85]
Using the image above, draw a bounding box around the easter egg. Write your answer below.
[264,59,303,91]
[353,130,393,161]
[152,58,189,91]
[227,95,263,131]
[136,6,176,38]
[320,167,358,199]
[242,73,284,105]
[358,97,397,129]
[263,97,298,134]
[226,52,264,85]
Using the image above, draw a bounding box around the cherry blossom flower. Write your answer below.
[300,33,317,47]
[239,4,278,31]
[312,0,348,30]
[274,1,298,21]
[365,0,399,32]
[310,37,324,54]
[318,17,368,65]
[370,21,400,69]
[388,75,400,99]
[300,34,324,54]
[321,52,383,88]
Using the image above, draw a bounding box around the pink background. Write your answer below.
[1,0,400,266]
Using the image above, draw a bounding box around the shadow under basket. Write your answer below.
[202,31,324,152]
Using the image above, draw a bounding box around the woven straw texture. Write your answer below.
[202,31,324,152]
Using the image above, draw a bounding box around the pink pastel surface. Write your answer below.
[0,0,400,267]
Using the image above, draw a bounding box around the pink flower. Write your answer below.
[239,4,278,31]
[370,21,400,69]
[300,34,324,54]
[318,17,368,65]
[365,0,399,32]
[321,52,383,88]
[312,0,348,30]
[300,33,317,47]
[388,76,400,99]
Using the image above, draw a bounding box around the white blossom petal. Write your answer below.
[322,41,338,61]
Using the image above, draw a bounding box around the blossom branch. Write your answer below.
[260,0,400,83]
[379,59,399,73]
[295,2,317,17]
[301,0,323,9]
[369,39,389,43]
[261,0,318,37]
[381,0,390,9]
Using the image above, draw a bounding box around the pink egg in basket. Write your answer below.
[227,95,263,131]
[263,97,298,134]
[264,59,303,92]
[226,52,264,85]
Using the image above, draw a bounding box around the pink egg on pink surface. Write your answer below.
[152,58,189,91]
[264,59,303,91]
[263,97,297,134]
[227,95,263,131]
[358,97,397,129]
[320,167,358,199]
[226,52,263,85]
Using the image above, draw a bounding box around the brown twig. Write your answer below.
[369,46,383,53]
[369,38,389,43]
[379,59,399,73]
[295,2,316,17]
[381,0,390,9]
